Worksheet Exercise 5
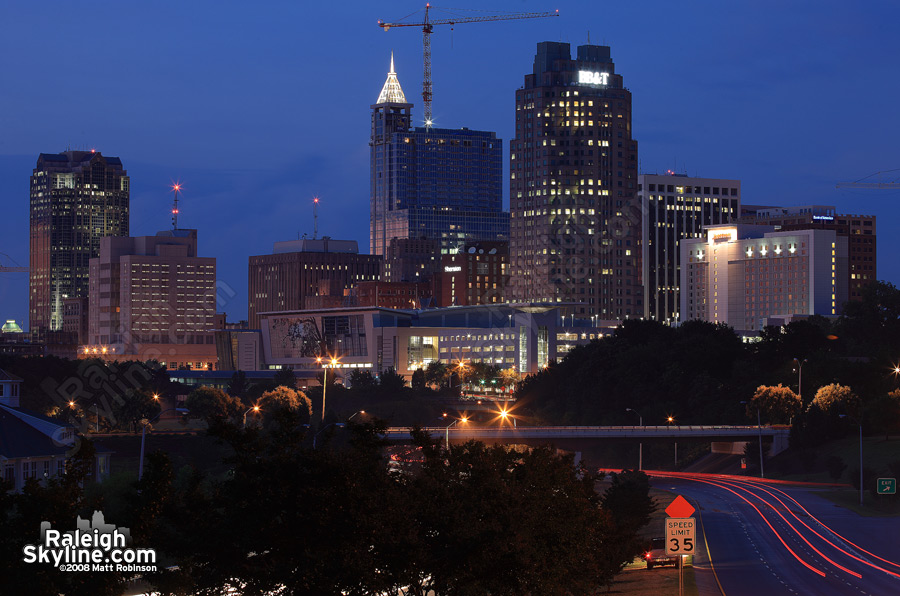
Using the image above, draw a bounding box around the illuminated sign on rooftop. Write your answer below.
[444,266,462,273]
[578,71,609,86]
[813,215,834,221]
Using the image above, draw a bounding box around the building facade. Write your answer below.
[354,281,432,309]
[257,304,616,380]
[30,151,130,334]
[438,241,509,307]
[639,174,741,322]
[84,229,217,369]
[680,225,848,332]
[736,205,875,301]
[382,237,441,283]
[509,42,641,319]
[248,238,381,329]
[370,56,508,257]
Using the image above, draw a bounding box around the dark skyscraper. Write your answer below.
[509,42,641,319]
[29,151,130,333]
[370,55,508,259]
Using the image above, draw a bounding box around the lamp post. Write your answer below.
[740,400,765,478]
[840,414,864,506]
[444,416,468,449]
[792,358,808,401]
[243,405,261,428]
[317,356,340,422]
[139,408,189,480]
[348,410,366,422]
[667,416,677,468]
[313,422,346,450]
[625,408,643,471]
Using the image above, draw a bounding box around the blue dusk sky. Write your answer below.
[1,1,898,327]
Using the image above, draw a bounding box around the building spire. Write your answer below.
[376,51,407,104]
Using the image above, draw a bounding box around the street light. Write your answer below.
[839,414,864,506]
[317,356,341,422]
[498,408,516,428]
[793,358,808,401]
[666,416,677,468]
[625,408,643,471]
[139,408,189,480]
[444,416,468,449]
[243,405,261,428]
[313,422,346,450]
[740,400,765,478]
[348,410,366,422]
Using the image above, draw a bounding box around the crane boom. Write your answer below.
[378,5,559,125]
[836,169,900,189]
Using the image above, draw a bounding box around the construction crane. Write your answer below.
[378,4,559,126]
[0,253,27,273]
[836,169,900,190]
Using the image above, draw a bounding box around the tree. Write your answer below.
[184,386,242,423]
[258,385,312,423]
[810,383,860,416]
[411,368,427,393]
[347,368,377,391]
[378,367,407,396]
[865,389,900,440]
[226,370,249,399]
[111,389,161,432]
[272,367,297,389]
[499,366,519,391]
[749,384,802,424]
[425,361,448,388]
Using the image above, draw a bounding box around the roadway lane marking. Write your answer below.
[689,495,727,596]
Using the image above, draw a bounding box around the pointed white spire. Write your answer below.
[377,51,407,104]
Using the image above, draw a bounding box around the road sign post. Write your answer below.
[665,496,697,596]
[877,478,897,495]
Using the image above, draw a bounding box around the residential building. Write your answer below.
[639,174,741,322]
[83,229,217,369]
[248,237,381,329]
[370,55,508,257]
[509,42,641,319]
[736,205,875,301]
[30,151,129,334]
[680,224,848,332]
[437,241,509,307]
[0,369,110,491]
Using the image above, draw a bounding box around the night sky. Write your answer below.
[2,1,899,328]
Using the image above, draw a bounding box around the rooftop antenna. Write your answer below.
[313,197,319,239]
[171,182,182,229]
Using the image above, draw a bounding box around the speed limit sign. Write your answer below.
[665,517,696,555]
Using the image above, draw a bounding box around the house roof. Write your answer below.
[0,408,69,459]
[0,369,23,382]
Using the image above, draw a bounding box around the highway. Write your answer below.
[650,472,900,596]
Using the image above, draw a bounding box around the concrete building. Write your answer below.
[256,303,617,380]
[248,237,381,329]
[370,55,509,257]
[83,229,217,369]
[509,42,641,319]
[438,241,509,307]
[30,151,129,334]
[736,205,875,301]
[680,224,848,332]
[639,174,741,322]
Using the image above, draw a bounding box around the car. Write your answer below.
[644,537,677,569]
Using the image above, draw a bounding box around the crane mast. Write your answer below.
[378,4,559,126]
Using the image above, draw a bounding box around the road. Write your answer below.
[650,472,900,596]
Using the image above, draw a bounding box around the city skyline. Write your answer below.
[2,1,899,328]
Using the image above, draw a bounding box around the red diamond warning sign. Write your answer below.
[665,495,696,519]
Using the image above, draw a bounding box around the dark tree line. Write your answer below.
[1,411,656,595]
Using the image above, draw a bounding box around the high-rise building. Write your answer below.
[639,174,741,322]
[509,42,640,319]
[84,229,217,369]
[736,205,875,301]
[681,224,848,332]
[30,151,129,333]
[370,55,508,257]
[248,237,381,329]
